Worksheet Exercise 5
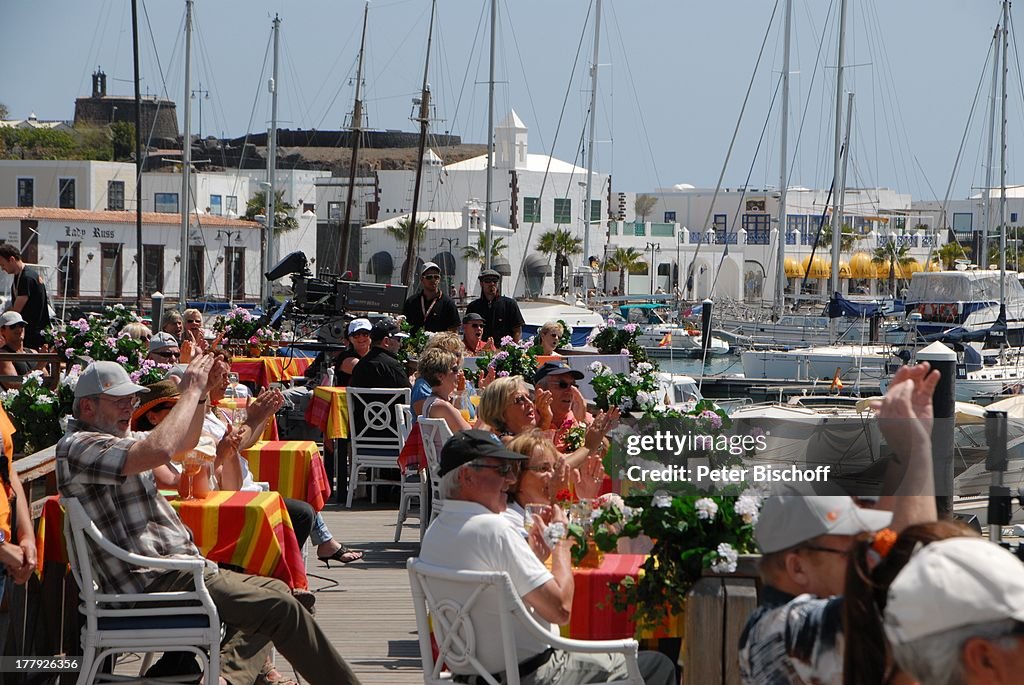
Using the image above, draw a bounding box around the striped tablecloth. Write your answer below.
[37,491,308,590]
[231,357,312,389]
[304,386,349,440]
[243,440,331,511]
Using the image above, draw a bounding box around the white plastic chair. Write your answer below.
[62,497,221,685]
[345,386,412,508]
[407,558,643,685]
[417,417,453,533]
[395,403,423,542]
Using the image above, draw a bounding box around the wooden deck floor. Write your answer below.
[280,502,425,685]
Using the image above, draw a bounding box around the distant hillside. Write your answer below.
[285,144,488,174]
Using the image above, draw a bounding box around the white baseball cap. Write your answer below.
[421,261,441,275]
[884,537,1024,645]
[74,361,150,399]
[755,495,892,553]
[0,311,26,327]
[347,318,372,335]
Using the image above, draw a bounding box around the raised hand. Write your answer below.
[573,455,607,500]
[534,388,553,429]
[180,352,215,397]
[569,386,588,422]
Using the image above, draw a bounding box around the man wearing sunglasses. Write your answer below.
[402,262,460,334]
[146,331,181,364]
[420,430,674,685]
[466,268,525,346]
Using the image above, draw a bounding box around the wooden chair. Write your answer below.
[408,557,643,685]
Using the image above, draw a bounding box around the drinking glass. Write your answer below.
[524,503,551,532]
[225,372,240,398]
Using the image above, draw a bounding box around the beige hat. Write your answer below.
[755,495,892,553]
[75,361,150,399]
[884,537,1024,645]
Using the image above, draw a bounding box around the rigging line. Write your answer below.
[709,74,782,297]
[306,22,361,128]
[499,0,548,153]
[229,28,273,201]
[139,0,185,176]
[511,0,594,295]
[685,0,780,298]
[789,0,834,193]
[441,0,487,153]
[280,32,315,132]
[314,57,359,132]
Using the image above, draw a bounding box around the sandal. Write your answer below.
[317,544,365,568]
[292,588,316,615]
[255,665,298,685]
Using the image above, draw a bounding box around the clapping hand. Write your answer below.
[572,454,607,500]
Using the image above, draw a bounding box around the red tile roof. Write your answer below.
[0,207,260,229]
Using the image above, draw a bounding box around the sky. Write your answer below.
[0,1,1016,203]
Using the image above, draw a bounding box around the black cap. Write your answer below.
[462,312,485,324]
[370,317,410,341]
[533,360,584,386]
[479,269,501,280]
[439,429,527,477]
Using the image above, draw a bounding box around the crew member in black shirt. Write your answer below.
[348,317,411,389]
[0,244,51,350]
[401,261,460,334]
[465,269,525,345]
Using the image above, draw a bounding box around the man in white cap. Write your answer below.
[56,356,362,685]
[349,317,410,389]
[739,363,941,685]
[0,311,37,388]
[402,261,460,334]
[146,331,182,364]
[885,537,1024,685]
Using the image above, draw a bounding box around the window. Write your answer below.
[142,244,164,295]
[1013,212,1020,223]
[225,195,238,216]
[664,211,676,223]
[590,199,601,223]
[553,198,571,224]
[742,213,770,245]
[523,197,541,223]
[327,202,342,221]
[210,194,222,215]
[187,245,205,298]
[303,203,315,214]
[225,246,245,301]
[16,178,33,207]
[59,178,76,209]
[100,243,122,298]
[155,192,179,214]
[107,180,125,211]
[713,214,727,231]
[57,241,80,298]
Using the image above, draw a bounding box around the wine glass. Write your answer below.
[181,451,204,501]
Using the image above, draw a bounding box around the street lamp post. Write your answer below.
[645,241,661,294]
[191,82,209,139]
[217,230,239,305]
[441,236,459,294]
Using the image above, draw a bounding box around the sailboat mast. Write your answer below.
[773,0,792,318]
[1000,0,1008,315]
[264,15,280,304]
[582,0,603,285]
[829,0,848,305]
[131,0,144,313]
[983,24,1001,269]
[341,2,369,279]
[404,0,437,286]
[836,92,854,270]
[178,0,193,309]
[484,0,496,271]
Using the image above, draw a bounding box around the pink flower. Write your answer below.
[248,335,259,345]
[116,355,128,364]
[620,348,629,355]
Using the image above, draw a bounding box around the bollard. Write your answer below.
[916,341,957,516]
[986,410,1010,542]
[151,291,165,332]
[701,298,713,358]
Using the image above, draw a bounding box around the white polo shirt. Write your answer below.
[420,499,554,675]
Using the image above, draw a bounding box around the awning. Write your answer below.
[839,261,852,279]
[895,259,924,279]
[399,256,424,281]
[524,253,553,276]
[783,256,804,278]
[492,256,512,277]
[367,251,393,276]
[431,251,457,276]
[802,255,830,279]
[849,252,876,279]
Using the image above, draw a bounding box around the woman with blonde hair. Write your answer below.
[536,321,564,357]
[181,308,208,352]
[417,347,471,434]
[119,321,152,341]
[160,311,183,342]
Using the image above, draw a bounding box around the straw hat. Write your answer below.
[131,379,183,430]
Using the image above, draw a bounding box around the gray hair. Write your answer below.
[890,618,1017,685]
[437,466,464,501]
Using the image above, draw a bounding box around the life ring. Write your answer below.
[687,329,700,336]
[920,303,937,319]
[937,303,958,321]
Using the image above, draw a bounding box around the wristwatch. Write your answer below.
[0,530,8,544]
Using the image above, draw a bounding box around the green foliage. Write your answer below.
[0,372,72,454]
[245,190,298,232]
[937,241,969,270]
[634,194,657,222]
[0,127,79,159]
[815,223,862,252]
[472,338,538,385]
[212,307,274,345]
[385,217,428,245]
[536,229,583,294]
[109,121,136,161]
[462,233,507,267]
[604,247,645,294]
[398,319,431,364]
[587,321,650,370]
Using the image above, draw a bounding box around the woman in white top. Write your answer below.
[416,348,472,434]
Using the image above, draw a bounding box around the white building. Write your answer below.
[0,160,138,212]
[363,111,610,298]
[0,207,260,307]
[913,186,1024,265]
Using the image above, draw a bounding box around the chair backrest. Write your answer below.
[347,387,412,457]
[408,558,551,685]
[396,403,414,448]
[417,417,452,513]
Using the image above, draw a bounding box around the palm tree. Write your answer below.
[536,229,583,294]
[816,223,861,253]
[462,233,507,266]
[385,217,429,245]
[244,190,298,232]
[872,239,915,297]
[937,241,969,270]
[635,194,657,223]
[605,247,644,295]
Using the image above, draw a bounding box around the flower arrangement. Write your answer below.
[556,493,642,566]
[131,358,175,386]
[587,320,651,368]
[0,370,74,454]
[47,305,148,367]
[599,487,766,630]
[589,360,660,414]
[399,320,432,363]
[212,307,274,347]
[471,337,538,384]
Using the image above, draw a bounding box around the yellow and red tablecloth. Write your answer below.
[37,491,308,590]
[231,357,312,389]
[243,440,331,511]
[304,386,349,440]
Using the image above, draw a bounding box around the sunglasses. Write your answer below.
[2,323,26,329]
[349,330,370,337]
[153,350,181,359]
[481,278,499,284]
[471,461,519,476]
[99,395,141,410]
[422,274,441,280]
[550,379,576,390]
[186,320,202,325]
